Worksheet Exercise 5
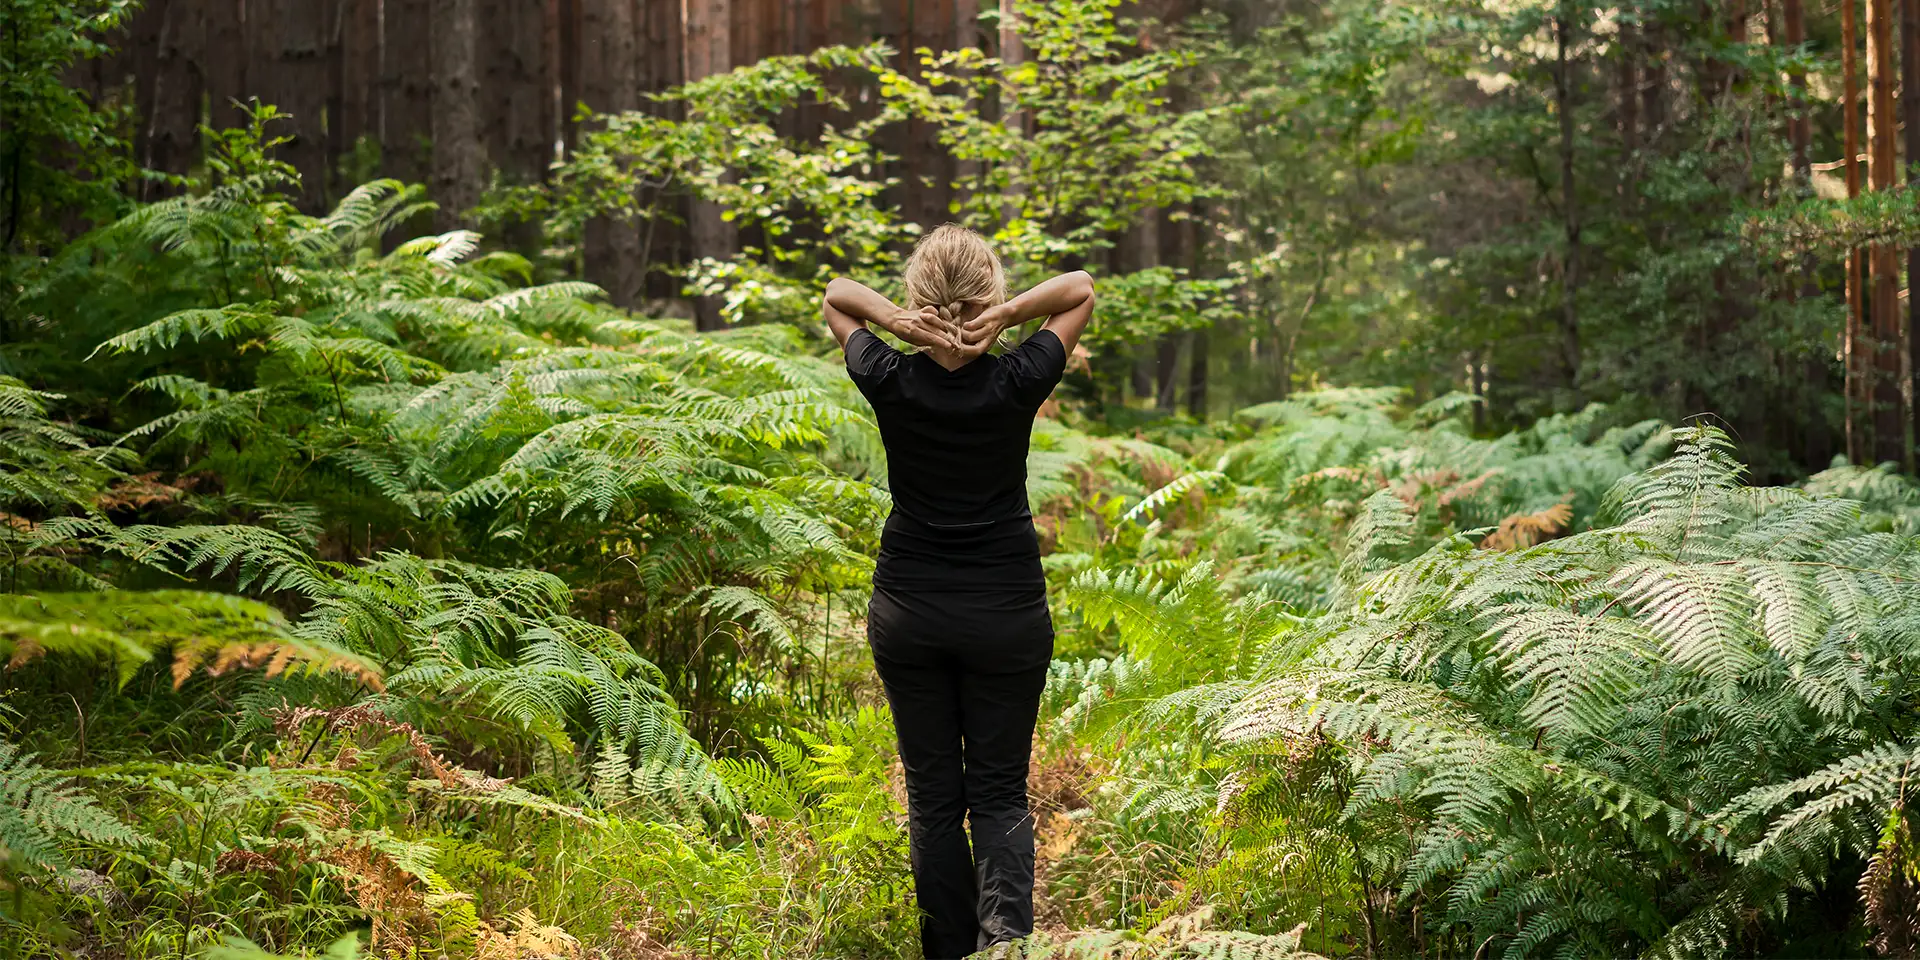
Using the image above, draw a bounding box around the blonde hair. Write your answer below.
[902,224,1006,326]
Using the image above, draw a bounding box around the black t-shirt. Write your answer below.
[845,327,1068,591]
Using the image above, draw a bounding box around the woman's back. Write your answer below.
[845,327,1066,528]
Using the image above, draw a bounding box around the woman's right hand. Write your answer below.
[958,303,1012,346]
[884,306,962,351]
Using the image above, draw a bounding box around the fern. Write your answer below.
[1058,425,1920,957]
[0,589,382,689]
[0,738,144,875]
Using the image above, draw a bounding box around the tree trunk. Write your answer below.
[998,0,1025,225]
[1868,0,1906,464]
[1786,0,1810,190]
[904,0,953,228]
[1902,0,1920,470]
[257,0,331,209]
[477,0,550,249]
[143,0,204,194]
[1845,0,1865,462]
[1188,328,1209,417]
[382,0,436,190]
[1151,207,1181,410]
[481,0,549,187]
[1617,10,1637,179]
[1125,207,1162,406]
[684,0,735,330]
[431,0,483,230]
[579,0,642,306]
[953,0,981,196]
[1154,334,1180,411]
[1554,5,1583,400]
[332,0,381,191]
[558,0,580,159]
[202,0,244,119]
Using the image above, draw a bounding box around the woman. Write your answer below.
[823,224,1095,958]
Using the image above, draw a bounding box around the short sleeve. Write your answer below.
[1002,329,1068,409]
[844,327,902,399]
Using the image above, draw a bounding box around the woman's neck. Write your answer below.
[923,346,977,372]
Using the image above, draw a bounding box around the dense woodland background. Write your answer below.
[11,0,1920,958]
[37,0,1920,478]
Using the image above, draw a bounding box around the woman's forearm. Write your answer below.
[823,277,960,352]
[994,271,1094,328]
[825,277,906,329]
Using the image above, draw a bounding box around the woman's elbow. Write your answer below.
[1071,270,1096,303]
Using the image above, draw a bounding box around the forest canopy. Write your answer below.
[5,0,1920,958]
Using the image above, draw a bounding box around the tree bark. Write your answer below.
[684,0,735,329]
[1154,334,1180,411]
[481,0,550,188]
[953,0,981,195]
[332,0,381,189]
[1785,0,1810,190]
[1640,20,1667,140]
[1554,5,1583,399]
[579,0,643,306]
[1187,328,1208,417]
[431,0,484,229]
[1617,11,1637,160]
[1127,207,1162,406]
[998,0,1025,225]
[905,0,954,227]
[256,0,331,209]
[202,0,244,118]
[1844,0,1865,462]
[382,0,436,190]
[143,0,204,194]
[1868,0,1906,464]
[1902,0,1920,470]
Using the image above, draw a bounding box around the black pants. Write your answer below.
[867,583,1053,960]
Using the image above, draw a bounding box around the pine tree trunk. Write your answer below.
[431,0,483,230]
[126,3,166,189]
[684,0,735,330]
[1902,0,1920,470]
[334,0,380,169]
[255,0,331,210]
[1845,0,1866,463]
[1175,203,1205,416]
[480,0,549,188]
[202,0,244,119]
[144,0,204,194]
[1554,4,1583,399]
[1128,207,1161,406]
[382,0,436,190]
[578,0,642,307]
[1786,0,1810,188]
[477,0,549,249]
[1869,0,1902,464]
[558,0,579,159]
[1617,10,1637,183]
[953,0,981,196]
[1154,334,1180,411]
[998,0,1025,226]
[1153,205,1179,410]
[904,0,953,228]
[1640,20,1667,140]
[1188,328,1209,417]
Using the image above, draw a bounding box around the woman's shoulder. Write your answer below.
[845,328,905,397]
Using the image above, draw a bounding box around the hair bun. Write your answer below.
[902,224,1007,323]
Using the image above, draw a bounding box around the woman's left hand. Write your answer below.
[959,304,1011,346]
[885,306,962,351]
